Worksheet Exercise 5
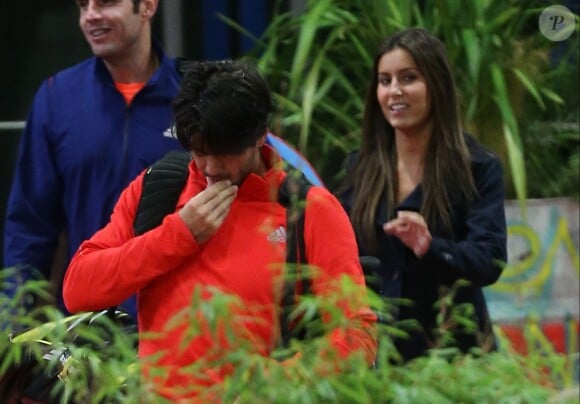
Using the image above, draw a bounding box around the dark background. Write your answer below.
[0,0,295,264]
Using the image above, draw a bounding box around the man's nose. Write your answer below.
[84,0,102,20]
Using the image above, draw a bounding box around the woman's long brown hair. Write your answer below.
[344,28,476,253]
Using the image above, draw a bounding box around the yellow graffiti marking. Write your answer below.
[491,215,579,294]
[501,224,541,277]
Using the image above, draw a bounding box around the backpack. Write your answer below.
[133,150,315,348]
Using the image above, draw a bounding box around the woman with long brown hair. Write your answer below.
[340,28,507,362]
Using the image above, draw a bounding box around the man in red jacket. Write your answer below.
[63,59,376,400]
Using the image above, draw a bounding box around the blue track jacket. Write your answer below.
[3,46,322,318]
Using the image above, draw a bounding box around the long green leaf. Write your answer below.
[385,0,405,26]
[461,29,481,82]
[512,68,546,110]
[503,124,527,218]
[491,63,520,145]
[10,312,92,344]
[289,0,332,96]
[300,46,326,151]
[486,7,521,32]
[217,14,262,45]
[539,87,565,105]
[491,63,528,210]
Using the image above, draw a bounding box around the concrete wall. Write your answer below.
[486,198,579,322]
[487,199,578,376]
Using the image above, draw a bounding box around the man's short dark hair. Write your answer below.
[173,59,272,155]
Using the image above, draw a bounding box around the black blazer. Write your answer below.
[340,136,507,361]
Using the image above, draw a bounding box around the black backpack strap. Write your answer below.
[277,170,312,349]
[278,170,311,268]
[133,150,191,235]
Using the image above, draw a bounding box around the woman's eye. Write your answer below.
[379,77,391,85]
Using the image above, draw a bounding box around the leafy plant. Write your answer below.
[225,0,572,209]
[522,121,579,199]
[1,271,575,403]
[520,34,579,200]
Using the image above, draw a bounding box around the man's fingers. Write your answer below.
[189,182,236,213]
[178,181,238,244]
[201,185,237,218]
[204,192,236,224]
[192,180,236,205]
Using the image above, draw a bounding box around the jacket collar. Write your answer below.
[374,184,423,227]
[92,38,174,91]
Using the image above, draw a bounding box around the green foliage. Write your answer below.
[0,268,139,402]
[522,122,579,199]
[230,0,574,206]
[519,35,580,200]
[1,272,575,403]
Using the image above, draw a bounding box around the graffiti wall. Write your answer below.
[485,198,579,372]
[486,197,579,321]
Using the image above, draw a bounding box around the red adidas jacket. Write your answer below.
[63,146,376,397]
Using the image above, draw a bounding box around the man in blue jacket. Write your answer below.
[2,0,321,322]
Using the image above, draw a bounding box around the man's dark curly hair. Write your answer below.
[173,59,272,155]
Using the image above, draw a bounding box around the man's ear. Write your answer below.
[142,0,159,19]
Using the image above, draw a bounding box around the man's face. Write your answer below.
[76,0,148,60]
[191,136,267,186]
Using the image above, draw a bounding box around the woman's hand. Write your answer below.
[383,211,432,257]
